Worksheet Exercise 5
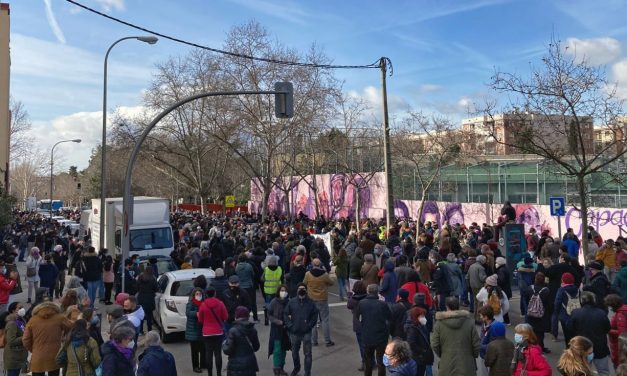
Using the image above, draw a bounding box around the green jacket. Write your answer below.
[613,265,627,303]
[185,301,203,341]
[3,316,28,370]
[63,337,101,376]
[431,310,480,376]
[333,255,349,279]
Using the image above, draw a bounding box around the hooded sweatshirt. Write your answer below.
[303,267,333,301]
[380,260,399,303]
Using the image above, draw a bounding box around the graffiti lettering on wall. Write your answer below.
[249,172,626,241]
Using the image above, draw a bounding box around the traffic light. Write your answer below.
[274,82,294,119]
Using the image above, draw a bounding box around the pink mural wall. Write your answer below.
[249,172,627,241]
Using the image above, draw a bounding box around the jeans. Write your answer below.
[27,280,39,302]
[98,279,105,301]
[7,369,21,376]
[337,277,348,299]
[311,300,331,344]
[54,270,66,298]
[437,293,448,311]
[289,332,313,376]
[355,332,365,363]
[364,342,386,376]
[87,280,101,308]
[190,340,206,369]
[203,335,223,376]
[592,356,610,376]
[272,339,286,368]
[245,287,258,321]
[18,247,26,261]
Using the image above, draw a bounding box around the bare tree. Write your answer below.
[9,148,48,207]
[9,97,32,161]
[483,37,626,259]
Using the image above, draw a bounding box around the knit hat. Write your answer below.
[234,306,250,320]
[228,275,240,284]
[398,288,409,301]
[54,245,63,252]
[267,256,278,267]
[495,257,507,267]
[490,321,506,337]
[214,268,224,277]
[561,272,574,285]
[486,274,498,287]
[589,261,604,271]
[106,304,124,318]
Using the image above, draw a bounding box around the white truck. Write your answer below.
[89,197,174,258]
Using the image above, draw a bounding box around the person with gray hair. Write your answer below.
[467,254,487,321]
[101,325,136,376]
[361,254,380,287]
[357,283,391,376]
[384,339,417,375]
[137,331,178,376]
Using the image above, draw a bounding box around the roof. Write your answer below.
[164,268,215,281]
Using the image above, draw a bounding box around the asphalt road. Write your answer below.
[2,260,615,376]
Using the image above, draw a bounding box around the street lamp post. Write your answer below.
[100,35,158,252]
[50,139,81,218]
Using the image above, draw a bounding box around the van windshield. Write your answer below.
[130,227,173,252]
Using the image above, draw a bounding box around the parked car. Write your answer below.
[154,268,215,342]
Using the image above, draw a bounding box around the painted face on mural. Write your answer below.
[330,174,347,211]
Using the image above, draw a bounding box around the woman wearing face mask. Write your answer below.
[101,325,136,376]
[3,303,28,376]
[267,284,291,376]
[511,323,552,376]
[186,287,206,373]
[60,319,101,376]
[404,307,434,376]
[558,336,595,376]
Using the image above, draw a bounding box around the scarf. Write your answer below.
[192,297,203,307]
[112,340,134,361]
[16,318,25,332]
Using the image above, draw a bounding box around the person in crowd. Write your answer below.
[235,254,257,322]
[267,284,290,376]
[357,284,391,376]
[478,305,495,361]
[398,270,433,308]
[65,276,89,305]
[583,260,611,311]
[3,303,28,376]
[475,274,510,323]
[516,256,537,314]
[484,321,514,376]
[101,325,136,376]
[122,258,138,296]
[596,240,618,282]
[284,283,318,376]
[404,306,434,376]
[262,255,283,326]
[360,254,380,287]
[198,286,228,376]
[303,258,334,347]
[123,296,145,337]
[569,291,611,376]
[511,323,552,376]
[394,255,412,287]
[380,259,399,303]
[4,256,22,307]
[137,331,178,376]
[389,288,411,339]
[25,247,42,304]
[222,275,251,334]
[136,267,158,333]
[38,254,59,299]
[605,294,627,368]
[431,296,480,376]
[186,287,206,373]
[211,268,229,299]
[554,272,579,345]
[349,249,364,291]
[347,281,368,371]
[494,257,512,324]
[332,248,349,301]
[384,339,417,376]
[286,255,306,298]
[51,245,68,300]
[106,304,135,339]
[523,272,551,353]
[468,254,487,320]
[557,336,595,376]
[0,264,18,313]
[614,259,627,303]
[22,300,73,376]
[445,253,464,301]
[82,246,103,309]
[80,307,104,347]
[222,306,260,376]
[61,319,101,376]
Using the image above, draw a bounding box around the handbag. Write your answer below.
[26,267,36,278]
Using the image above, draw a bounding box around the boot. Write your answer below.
[264,308,269,326]
[279,368,288,376]
[357,362,364,371]
[273,368,281,376]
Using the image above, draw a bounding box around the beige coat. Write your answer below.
[22,302,73,372]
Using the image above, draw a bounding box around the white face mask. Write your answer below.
[17,308,26,317]
[127,340,135,349]
[194,293,203,301]
[418,316,427,326]
[279,291,288,299]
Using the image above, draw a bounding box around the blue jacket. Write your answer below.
[185,302,203,342]
[388,359,417,376]
[554,284,580,322]
[380,261,399,303]
[563,238,579,259]
[137,346,177,376]
[357,294,391,346]
[38,263,58,290]
[284,295,318,335]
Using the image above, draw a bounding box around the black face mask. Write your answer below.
[298,289,307,297]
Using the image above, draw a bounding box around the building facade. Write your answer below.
[0,3,10,189]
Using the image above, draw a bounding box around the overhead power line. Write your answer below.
[65,0,382,70]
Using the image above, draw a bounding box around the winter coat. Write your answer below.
[554,284,580,323]
[467,262,487,290]
[379,261,399,303]
[185,300,203,342]
[210,276,229,299]
[583,272,611,311]
[475,288,510,322]
[267,296,290,359]
[545,262,576,307]
[82,252,103,282]
[484,337,514,376]
[4,264,22,295]
[569,303,611,358]
[495,265,512,299]
[389,300,411,339]
[404,321,434,366]
[22,301,73,372]
[357,294,391,346]
[360,263,379,286]
[3,315,28,370]
[349,254,363,279]
[222,287,251,323]
[332,254,349,279]
[446,262,464,297]
[235,262,254,289]
[609,304,627,366]
[222,320,260,376]
[284,295,318,336]
[25,256,42,283]
[347,293,367,333]
[38,262,59,290]
[303,268,333,301]
[101,341,135,376]
[0,274,17,304]
[137,345,177,376]
[394,265,412,287]
[511,344,551,376]
[285,265,306,298]
[431,310,480,376]
[523,283,551,333]
[387,359,418,376]
[613,265,627,303]
[398,281,433,308]
[63,337,102,376]
[197,297,228,336]
[136,274,158,313]
[125,305,145,329]
[432,261,454,295]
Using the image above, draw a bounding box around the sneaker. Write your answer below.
[312,342,319,346]
[542,348,551,354]
[193,368,202,373]
[325,341,335,347]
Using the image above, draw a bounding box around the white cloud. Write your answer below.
[611,58,627,99]
[565,37,622,65]
[419,84,443,93]
[43,0,66,44]
[348,86,410,117]
[94,0,125,12]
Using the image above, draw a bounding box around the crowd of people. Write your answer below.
[0,204,625,376]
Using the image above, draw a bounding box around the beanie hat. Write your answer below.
[523,256,533,265]
[486,274,498,287]
[398,288,409,301]
[234,306,250,320]
[561,272,574,285]
[589,261,604,271]
[495,257,507,267]
[490,321,506,337]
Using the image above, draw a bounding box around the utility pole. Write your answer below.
[380,57,394,235]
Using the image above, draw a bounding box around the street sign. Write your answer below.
[549,196,565,216]
[225,195,235,208]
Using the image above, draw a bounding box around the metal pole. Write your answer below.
[536,163,540,204]
[121,89,289,293]
[413,169,416,200]
[498,163,501,203]
[379,57,394,235]
[466,167,470,202]
[504,165,508,201]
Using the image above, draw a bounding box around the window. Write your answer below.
[130,227,173,252]
[170,280,196,297]
[157,275,169,293]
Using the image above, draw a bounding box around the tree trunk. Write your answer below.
[284,190,291,219]
[577,175,589,265]
[199,194,205,215]
[416,190,428,226]
[355,186,361,233]
[261,179,271,221]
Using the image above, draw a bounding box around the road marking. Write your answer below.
[255,300,346,316]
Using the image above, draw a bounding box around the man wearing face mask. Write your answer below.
[122,296,145,342]
[284,283,318,376]
[0,262,18,313]
[222,275,251,334]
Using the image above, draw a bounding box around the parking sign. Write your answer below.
[549,197,565,216]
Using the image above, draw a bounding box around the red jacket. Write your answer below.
[609,304,627,366]
[197,297,228,336]
[397,281,432,308]
[512,344,551,376]
[0,275,16,304]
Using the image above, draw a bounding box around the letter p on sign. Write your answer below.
[549,197,565,216]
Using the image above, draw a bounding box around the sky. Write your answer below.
[7,0,627,170]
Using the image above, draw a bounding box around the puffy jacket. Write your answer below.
[63,337,101,376]
[101,341,135,376]
[388,359,417,376]
[235,262,254,289]
[511,344,551,376]
[284,295,318,335]
[568,303,611,358]
[222,320,260,375]
[431,310,480,376]
[210,276,229,299]
[404,320,434,366]
[583,272,611,311]
[222,288,251,323]
[609,304,627,366]
[303,268,333,301]
[554,284,580,322]
[357,294,391,346]
[197,297,228,336]
[613,265,627,303]
[398,281,432,308]
[380,260,399,303]
[3,315,28,370]
[0,274,17,304]
[349,254,363,279]
[38,262,58,290]
[137,345,177,376]
[22,302,73,372]
[82,252,103,282]
[185,301,203,341]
